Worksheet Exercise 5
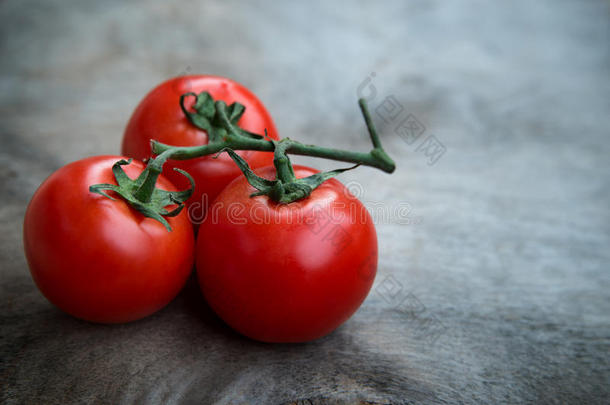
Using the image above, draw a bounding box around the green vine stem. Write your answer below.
[151,94,396,174]
[90,91,395,230]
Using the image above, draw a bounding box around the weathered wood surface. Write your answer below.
[1,1,608,404]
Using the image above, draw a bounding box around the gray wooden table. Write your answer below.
[1,1,609,404]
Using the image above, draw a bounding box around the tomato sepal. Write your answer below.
[219,147,358,204]
[180,91,264,144]
[89,158,195,231]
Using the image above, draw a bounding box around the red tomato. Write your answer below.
[121,75,279,224]
[23,156,194,323]
[196,165,377,342]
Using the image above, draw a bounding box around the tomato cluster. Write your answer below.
[23,76,378,342]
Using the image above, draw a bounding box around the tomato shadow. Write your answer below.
[174,269,251,342]
[174,269,326,349]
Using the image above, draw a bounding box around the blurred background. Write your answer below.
[1,0,609,404]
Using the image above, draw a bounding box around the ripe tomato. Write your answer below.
[23,156,194,323]
[196,165,377,342]
[121,75,279,224]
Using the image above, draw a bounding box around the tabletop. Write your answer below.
[1,1,609,404]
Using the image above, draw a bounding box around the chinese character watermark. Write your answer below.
[375,274,447,345]
[395,114,425,145]
[415,135,446,166]
[357,72,447,166]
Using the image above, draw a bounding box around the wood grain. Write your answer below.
[1,0,608,403]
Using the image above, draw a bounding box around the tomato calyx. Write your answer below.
[179,91,266,143]
[219,145,358,204]
[89,153,194,231]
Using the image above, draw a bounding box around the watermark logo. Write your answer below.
[395,113,425,145]
[415,135,446,166]
[186,188,421,227]
[375,95,404,123]
[357,72,447,166]
[356,254,377,283]
[320,224,353,255]
[375,274,447,345]
[355,71,378,102]
[343,180,365,200]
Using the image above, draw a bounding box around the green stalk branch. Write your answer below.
[90,91,396,229]
[151,97,395,174]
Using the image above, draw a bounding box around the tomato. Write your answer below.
[23,156,194,323]
[121,75,279,224]
[196,165,377,342]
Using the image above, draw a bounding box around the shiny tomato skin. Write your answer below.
[196,166,378,342]
[121,75,279,224]
[23,156,194,324]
